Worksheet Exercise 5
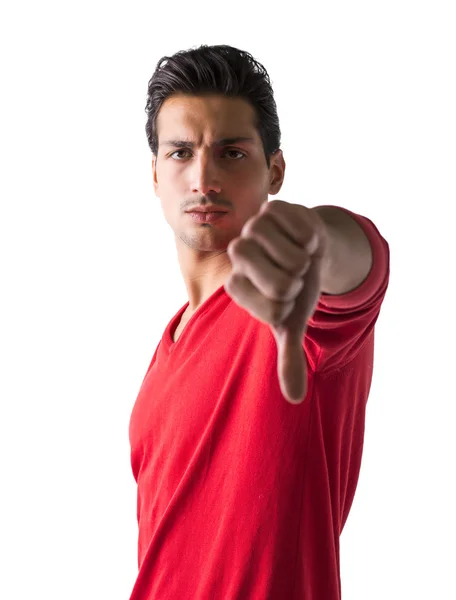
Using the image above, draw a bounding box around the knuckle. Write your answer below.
[249,217,264,234]
[243,215,260,235]
[229,238,246,257]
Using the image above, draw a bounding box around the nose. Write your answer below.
[191,152,222,196]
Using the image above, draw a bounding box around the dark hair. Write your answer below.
[144,44,281,168]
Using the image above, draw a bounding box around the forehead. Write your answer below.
[156,94,260,145]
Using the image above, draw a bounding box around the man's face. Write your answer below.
[152,93,285,253]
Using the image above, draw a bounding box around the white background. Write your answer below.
[1,1,455,598]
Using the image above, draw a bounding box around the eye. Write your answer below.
[170,149,192,160]
[169,149,246,160]
[224,149,246,159]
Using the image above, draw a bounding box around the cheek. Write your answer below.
[233,171,269,203]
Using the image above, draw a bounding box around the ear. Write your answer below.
[268,149,286,196]
[152,155,159,195]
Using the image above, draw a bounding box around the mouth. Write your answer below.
[185,207,228,213]
[186,211,228,223]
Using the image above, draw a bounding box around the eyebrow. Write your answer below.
[161,137,256,148]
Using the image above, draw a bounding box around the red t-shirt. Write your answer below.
[128,206,390,599]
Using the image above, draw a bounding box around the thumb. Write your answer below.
[274,329,308,404]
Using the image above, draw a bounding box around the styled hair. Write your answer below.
[144,44,281,168]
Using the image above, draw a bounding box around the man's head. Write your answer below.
[145,44,285,253]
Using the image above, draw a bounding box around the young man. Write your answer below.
[128,44,390,600]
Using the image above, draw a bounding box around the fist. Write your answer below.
[224,200,329,404]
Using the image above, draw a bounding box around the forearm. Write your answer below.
[312,205,373,296]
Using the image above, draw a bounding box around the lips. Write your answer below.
[187,211,228,223]
[185,206,228,213]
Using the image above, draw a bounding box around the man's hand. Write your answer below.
[224,200,329,404]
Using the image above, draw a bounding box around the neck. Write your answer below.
[176,245,233,312]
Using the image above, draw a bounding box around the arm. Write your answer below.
[312,205,374,296]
